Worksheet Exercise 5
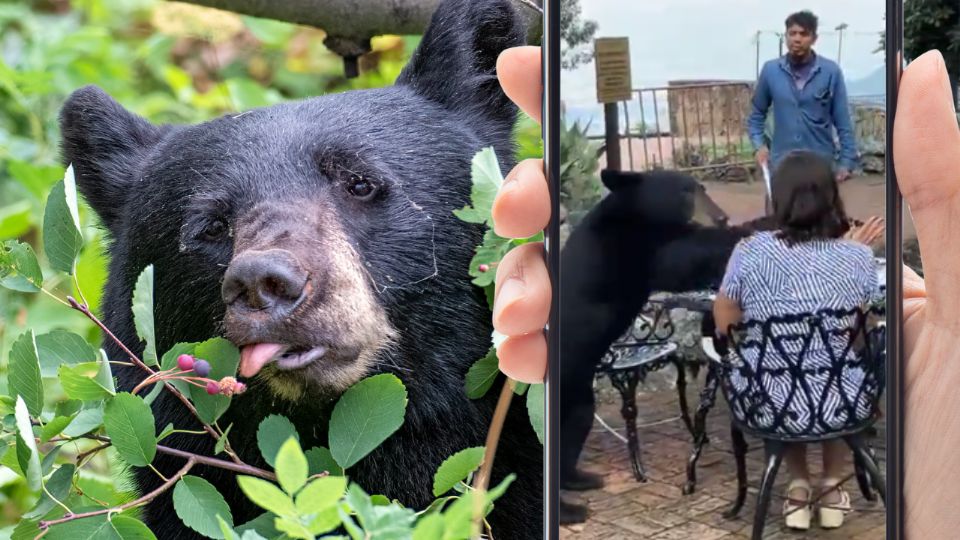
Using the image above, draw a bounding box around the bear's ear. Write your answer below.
[600,169,637,192]
[395,0,526,128]
[59,85,166,231]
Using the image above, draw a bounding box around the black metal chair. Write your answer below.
[596,301,694,482]
[713,305,886,540]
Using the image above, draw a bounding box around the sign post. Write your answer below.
[595,37,632,171]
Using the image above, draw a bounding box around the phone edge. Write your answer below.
[885,0,904,538]
[542,0,561,538]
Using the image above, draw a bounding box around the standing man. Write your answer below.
[748,11,858,186]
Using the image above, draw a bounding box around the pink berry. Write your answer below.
[205,381,220,395]
[193,359,211,377]
[478,264,489,272]
[177,354,195,371]
[235,381,247,394]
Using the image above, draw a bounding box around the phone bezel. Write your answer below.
[543,0,561,537]
[885,0,904,538]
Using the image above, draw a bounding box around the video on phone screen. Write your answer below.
[559,1,889,537]
[0,1,544,539]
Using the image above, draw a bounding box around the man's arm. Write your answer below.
[747,64,772,152]
[831,68,859,171]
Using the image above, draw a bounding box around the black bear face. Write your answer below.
[58,0,525,401]
[599,168,702,225]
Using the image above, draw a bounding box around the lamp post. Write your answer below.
[835,23,848,66]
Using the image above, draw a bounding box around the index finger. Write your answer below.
[497,46,541,124]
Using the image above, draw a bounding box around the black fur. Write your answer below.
[559,168,755,478]
[58,1,540,538]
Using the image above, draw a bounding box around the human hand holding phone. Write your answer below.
[894,49,960,538]
[490,45,550,384]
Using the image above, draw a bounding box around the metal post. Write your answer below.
[835,23,848,66]
[604,102,622,171]
[755,30,762,77]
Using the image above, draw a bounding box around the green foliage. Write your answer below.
[559,116,602,227]
[0,2,539,536]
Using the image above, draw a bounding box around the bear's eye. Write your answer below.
[200,218,229,241]
[346,174,377,200]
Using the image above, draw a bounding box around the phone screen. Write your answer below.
[557,1,892,538]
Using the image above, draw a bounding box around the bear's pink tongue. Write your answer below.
[239,343,286,378]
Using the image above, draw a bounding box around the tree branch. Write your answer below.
[38,458,196,531]
[66,296,243,463]
[176,0,542,75]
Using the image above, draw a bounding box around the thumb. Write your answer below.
[893,50,960,329]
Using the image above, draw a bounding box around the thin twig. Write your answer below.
[75,442,111,464]
[49,434,276,481]
[65,296,243,463]
[38,458,196,530]
[471,378,517,539]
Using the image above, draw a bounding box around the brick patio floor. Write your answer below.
[560,371,887,539]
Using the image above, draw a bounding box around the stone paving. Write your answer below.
[559,371,887,539]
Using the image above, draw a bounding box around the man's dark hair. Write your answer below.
[771,150,849,245]
[785,10,819,35]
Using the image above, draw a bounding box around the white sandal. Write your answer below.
[818,479,852,529]
[783,478,813,530]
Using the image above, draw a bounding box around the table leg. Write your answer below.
[683,362,720,495]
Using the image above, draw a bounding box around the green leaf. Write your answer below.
[237,476,295,517]
[343,483,416,539]
[294,476,347,515]
[274,437,308,495]
[304,507,341,536]
[0,240,43,292]
[131,265,158,367]
[42,169,84,274]
[305,446,343,476]
[514,382,530,395]
[45,514,157,539]
[464,349,499,399]
[466,230,512,288]
[452,147,503,227]
[9,330,43,417]
[40,415,76,443]
[173,475,234,539]
[214,423,232,455]
[63,405,104,437]
[36,330,97,377]
[329,374,407,470]
[24,464,75,519]
[412,512,444,540]
[14,397,41,491]
[257,415,299,468]
[0,199,31,239]
[235,513,282,538]
[103,393,156,467]
[526,383,545,445]
[273,517,313,540]
[432,447,485,497]
[7,160,64,200]
[59,361,116,401]
[157,423,175,443]
[151,342,198,403]
[188,338,240,423]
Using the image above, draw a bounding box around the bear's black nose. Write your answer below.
[222,249,308,313]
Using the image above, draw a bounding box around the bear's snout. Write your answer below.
[221,248,309,315]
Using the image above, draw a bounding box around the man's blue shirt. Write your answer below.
[747,53,858,171]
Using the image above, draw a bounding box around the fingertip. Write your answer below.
[497,333,547,383]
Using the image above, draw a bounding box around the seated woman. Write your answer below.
[712,150,883,531]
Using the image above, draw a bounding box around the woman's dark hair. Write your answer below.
[770,150,849,245]
[785,10,818,35]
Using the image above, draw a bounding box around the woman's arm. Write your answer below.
[713,291,743,336]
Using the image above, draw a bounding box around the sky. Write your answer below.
[563,0,887,132]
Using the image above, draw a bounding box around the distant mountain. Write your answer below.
[845,65,885,97]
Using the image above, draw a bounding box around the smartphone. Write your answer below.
[884,0,904,537]
[544,0,563,537]
[557,1,894,538]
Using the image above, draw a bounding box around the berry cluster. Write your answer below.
[133,354,247,397]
